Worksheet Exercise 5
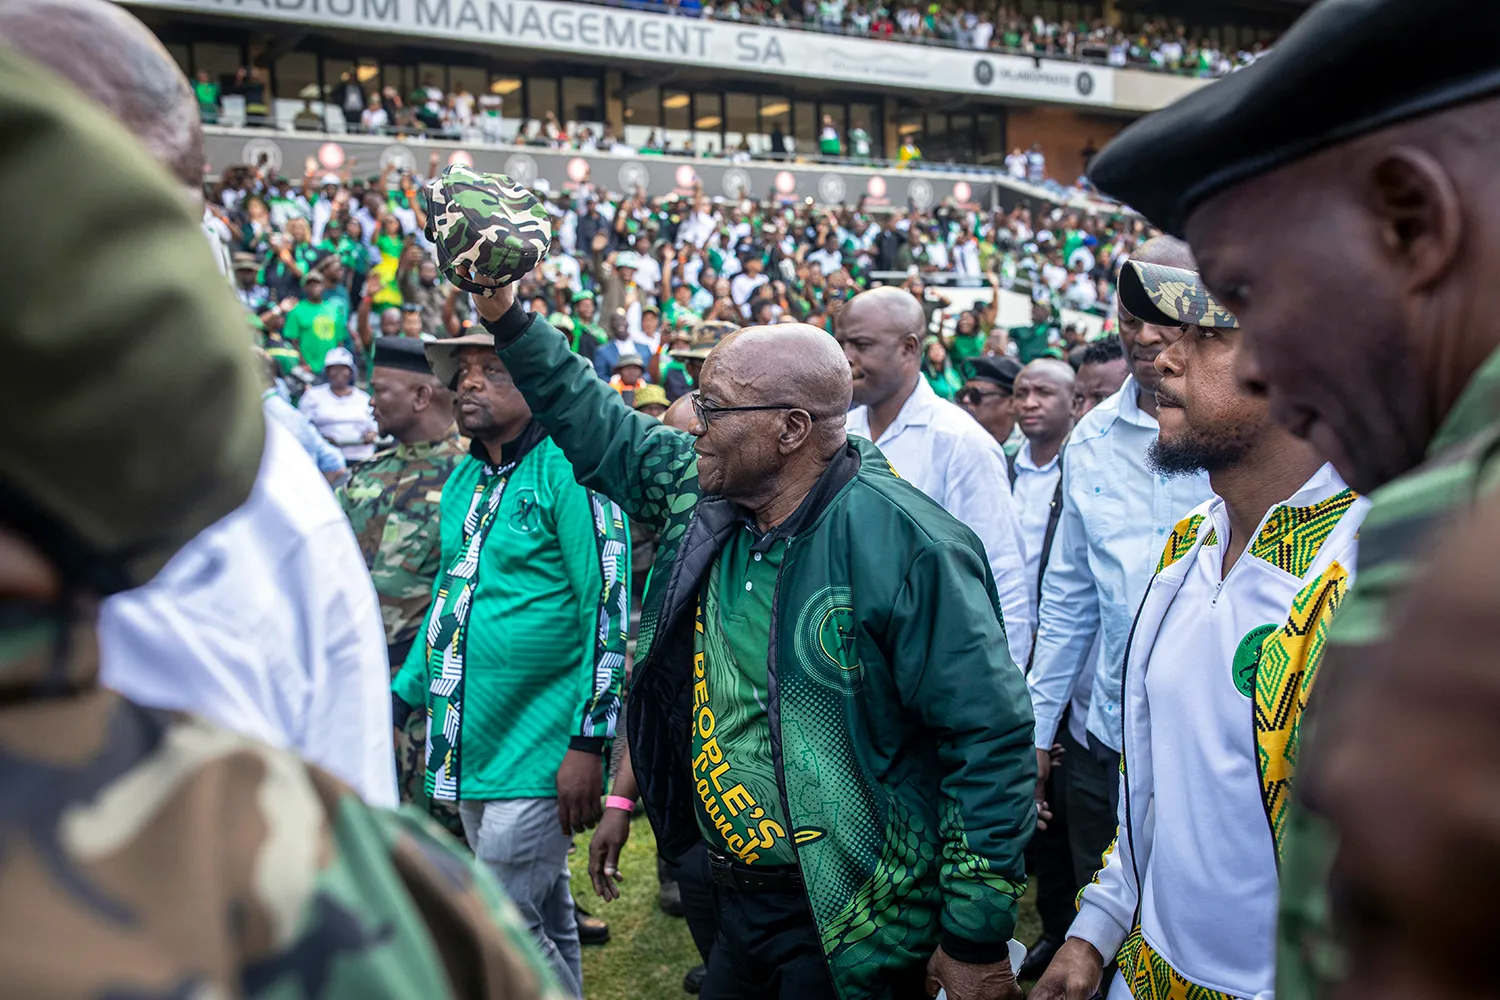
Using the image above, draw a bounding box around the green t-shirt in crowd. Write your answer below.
[950,331,987,362]
[1009,322,1057,364]
[283,298,345,372]
[691,527,797,867]
[662,300,701,330]
[193,79,219,121]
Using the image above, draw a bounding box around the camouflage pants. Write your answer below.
[397,709,467,843]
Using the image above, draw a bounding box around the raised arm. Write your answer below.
[473,283,700,533]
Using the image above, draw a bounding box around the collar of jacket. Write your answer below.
[653,439,862,651]
[469,419,547,469]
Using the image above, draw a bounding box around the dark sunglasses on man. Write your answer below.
[957,386,1011,407]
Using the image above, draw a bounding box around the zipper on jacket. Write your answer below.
[1115,569,1156,932]
[762,537,843,995]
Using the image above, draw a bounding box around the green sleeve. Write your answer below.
[550,465,631,747]
[390,615,429,710]
[491,306,699,535]
[889,540,1035,959]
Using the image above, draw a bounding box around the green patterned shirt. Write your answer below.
[691,527,797,866]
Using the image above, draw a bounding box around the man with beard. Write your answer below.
[1025,236,1214,917]
[1032,261,1369,1000]
[392,332,631,996]
[1084,2,1500,994]
[337,337,465,835]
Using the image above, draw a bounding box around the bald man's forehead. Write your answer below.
[1129,233,1197,269]
[1019,360,1075,389]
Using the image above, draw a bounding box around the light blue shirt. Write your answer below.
[263,390,347,476]
[1026,376,1213,752]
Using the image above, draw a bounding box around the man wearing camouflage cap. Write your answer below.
[337,337,466,837]
[1032,263,1369,1000]
[1087,1,1500,995]
[0,39,564,999]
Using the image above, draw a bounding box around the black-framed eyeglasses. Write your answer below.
[958,387,1010,406]
[691,391,817,427]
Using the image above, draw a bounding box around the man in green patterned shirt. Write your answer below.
[1087,1,1500,996]
[392,332,631,998]
[338,337,466,836]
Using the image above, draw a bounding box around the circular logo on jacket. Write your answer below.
[508,488,541,534]
[1232,623,1279,698]
[793,586,863,694]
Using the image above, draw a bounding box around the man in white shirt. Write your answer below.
[730,253,770,317]
[806,233,844,275]
[1026,237,1214,900]
[1005,148,1028,180]
[102,416,397,806]
[9,0,397,808]
[1006,358,1084,977]
[1032,260,1369,1000]
[839,286,1033,666]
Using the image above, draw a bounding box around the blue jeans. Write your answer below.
[460,798,582,997]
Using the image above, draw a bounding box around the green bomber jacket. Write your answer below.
[485,302,1036,999]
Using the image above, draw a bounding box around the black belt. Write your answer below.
[705,847,804,893]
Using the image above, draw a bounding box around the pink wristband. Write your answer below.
[604,795,636,812]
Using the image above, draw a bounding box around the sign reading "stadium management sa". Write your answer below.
[119,0,1117,106]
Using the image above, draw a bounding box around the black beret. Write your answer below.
[373,336,434,375]
[1088,0,1500,237]
[966,355,1023,392]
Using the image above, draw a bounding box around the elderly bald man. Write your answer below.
[469,283,1035,1000]
[838,285,1034,669]
[2,0,396,805]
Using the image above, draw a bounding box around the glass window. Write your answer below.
[563,76,600,123]
[450,65,487,103]
[322,58,354,98]
[693,92,722,131]
[273,51,318,101]
[976,112,1003,163]
[759,97,790,133]
[383,64,412,103]
[625,85,660,128]
[793,100,817,153]
[166,42,190,78]
[662,89,691,130]
[192,42,241,90]
[527,77,559,121]
[949,113,974,163]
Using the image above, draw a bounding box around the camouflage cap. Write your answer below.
[691,320,740,344]
[0,47,263,595]
[424,164,551,295]
[424,331,497,390]
[1117,260,1239,330]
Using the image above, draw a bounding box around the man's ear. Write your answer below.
[1367,145,1463,293]
[778,410,816,454]
[411,381,432,413]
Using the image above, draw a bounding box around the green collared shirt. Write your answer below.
[691,526,797,866]
[1277,344,1500,999]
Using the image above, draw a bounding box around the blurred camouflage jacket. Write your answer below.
[338,433,466,668]
[0,606,567,1000]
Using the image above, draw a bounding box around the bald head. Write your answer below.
[0,0,202,194]
[692,324,851,510]
[1015,358,1076,446]
[1129,233,1196,269]
[708,324,852,424]
[837,286,925,408]
[662,393,697,432]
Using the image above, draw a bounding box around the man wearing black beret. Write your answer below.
[1087,1,1500,997]
[959,355,1024,453]
[337,336,465,833]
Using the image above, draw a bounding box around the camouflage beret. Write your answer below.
[423,165,551,295]
[1117,260,1238,330]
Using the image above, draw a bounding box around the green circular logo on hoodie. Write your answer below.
[1232,623,1279,698]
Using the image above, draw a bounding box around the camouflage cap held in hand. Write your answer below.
[424,164,551,295]
[1118,260,1239,330]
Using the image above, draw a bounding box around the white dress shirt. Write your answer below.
[100,418,397,807]
[1026,376,1213,752]
[298,383,377,462]
[847,376,1033,666]
[1008,438,1062,619]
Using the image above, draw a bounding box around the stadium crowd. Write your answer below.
[219,154,1143,408]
